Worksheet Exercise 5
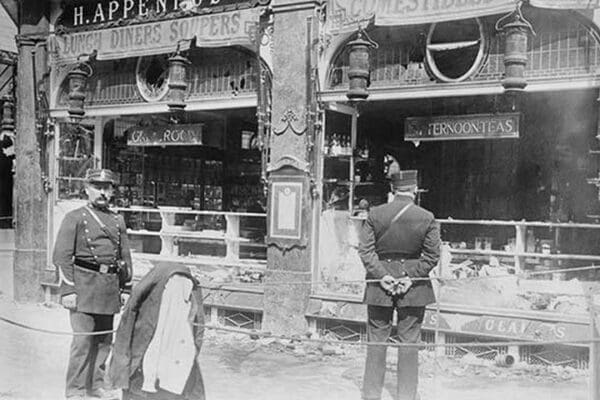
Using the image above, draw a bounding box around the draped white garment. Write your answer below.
[142,275,196,394]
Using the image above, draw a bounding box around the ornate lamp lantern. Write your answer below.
[167,48,190,112]
[345,29,378,101]
[1,95,15,154]
[67,62,92,123]
[496,3,535,93]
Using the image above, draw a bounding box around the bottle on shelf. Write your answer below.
[358,141,369,159]
[323,135,330,156]
[331,134,341,156]
[347,136,353,156]
[340,135,348,155]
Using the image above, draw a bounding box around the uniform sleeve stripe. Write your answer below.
[58,266,74,286]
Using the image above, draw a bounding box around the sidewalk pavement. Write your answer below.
[0,296,589,400]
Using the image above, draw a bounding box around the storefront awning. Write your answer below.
[326,0,600,33]
[48,7,261,65]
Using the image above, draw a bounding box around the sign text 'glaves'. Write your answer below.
[404,113,520,141]
[127,124,203,146]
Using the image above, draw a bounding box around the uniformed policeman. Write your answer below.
[53,168,132,400]
[358,170,441,400]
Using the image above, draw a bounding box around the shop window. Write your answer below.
[56,123,96,200]
[103,111,266,262]
[316,105,388,298]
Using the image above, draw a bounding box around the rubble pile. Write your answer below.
[431,246,596,315]
[188,266,264,285]
[203,331,588,383]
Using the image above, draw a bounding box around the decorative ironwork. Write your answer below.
[326,324,362,342]
[316,319,365,342]
[445,335,508,360]
[218,308,262,330]
[519,345,588,368]
[530,349,578,367]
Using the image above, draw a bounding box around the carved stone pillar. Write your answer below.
[262,0,319,335]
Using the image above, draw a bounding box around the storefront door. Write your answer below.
[312,103,366,299]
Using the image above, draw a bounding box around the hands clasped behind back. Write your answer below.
[379,275,412,296]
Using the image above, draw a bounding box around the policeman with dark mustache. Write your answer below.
[53,169,132,400]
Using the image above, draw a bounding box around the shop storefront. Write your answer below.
[11,0,600,363]
[45,1,273,314]
[307,1,600,365]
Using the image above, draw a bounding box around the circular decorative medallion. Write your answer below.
[425,18,487,83]
[136,55,170,102]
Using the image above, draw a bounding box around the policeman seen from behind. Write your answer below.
[53,169,132,400]
[358,170,441,400]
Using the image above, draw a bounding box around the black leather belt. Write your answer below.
[74,258,118,274]
[378,253,418,262]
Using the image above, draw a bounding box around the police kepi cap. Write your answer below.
[85,168,117,184]
[390,170,418,190]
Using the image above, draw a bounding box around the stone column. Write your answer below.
[13,35,48,302]
[262,0,319,335]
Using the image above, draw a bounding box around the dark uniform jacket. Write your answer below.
[358,195,441,307]
[52,205,132,315]
[109,264,205,400]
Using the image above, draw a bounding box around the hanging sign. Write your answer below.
[58,0,269,29]
[529,0,600,9]
[49,7,260,64]
[458,315,588,342]
[326,0,600,33]
[404,113,520,142]
[127,123,203,146]
[326,0,517,32]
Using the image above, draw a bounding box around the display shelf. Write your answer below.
[117,207,266,261]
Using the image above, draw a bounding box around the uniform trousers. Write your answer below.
[65,310,114,397]
[362,305,425,400]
